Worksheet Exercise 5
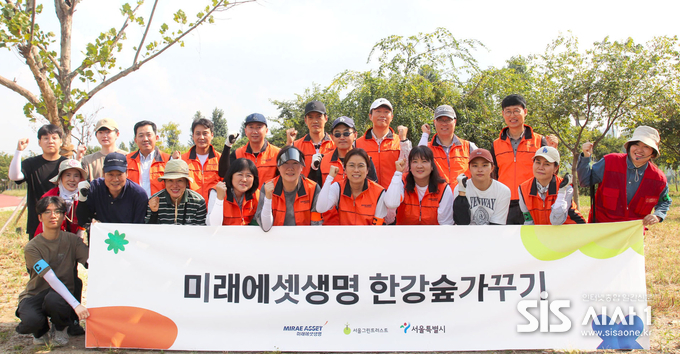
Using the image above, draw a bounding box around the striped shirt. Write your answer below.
[145,189,207,225]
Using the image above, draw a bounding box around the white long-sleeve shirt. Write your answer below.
[316,175,388,220]
[383,171,454,225]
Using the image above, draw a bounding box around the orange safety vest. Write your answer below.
[181,145,221,202]
[429,134,470,189]
[518,175,586,225]
[126,148,170,196]
[355,127,401,189]
[294,133,335,176]
[396,181,448,225]
[492,125,543,200]
[337,178,385,225]
[270,175,321,226]
[222,189,260,225]
[234,141,280,184]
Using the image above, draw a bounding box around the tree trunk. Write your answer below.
[572,152,580,210]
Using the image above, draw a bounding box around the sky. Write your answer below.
[1,0,679,154]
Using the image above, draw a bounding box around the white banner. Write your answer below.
[85,221,650,351]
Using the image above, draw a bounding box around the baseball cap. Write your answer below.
[369,98,393,113]
[331,116,355,130]
[158,159,194,183]
[95,118,119,132]
[244,113,267,127]
[50,159,87,184]
[534,146,560,163]
[304,101,326,116]
[468,149,494,164]
[624,126,660,157]
[103,152,128,173]
[434,105,457,120]
[277,147,305,167]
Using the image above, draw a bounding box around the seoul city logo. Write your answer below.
[400,322,411,333]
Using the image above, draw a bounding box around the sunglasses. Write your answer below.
[333,131,353,138]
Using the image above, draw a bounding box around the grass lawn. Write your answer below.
[0,193,678,353]
[2,189,27,198]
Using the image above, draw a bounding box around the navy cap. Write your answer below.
[304,101,326,116]
[103,152,128,173]
[331,116,355,130]
[244,113,267,126]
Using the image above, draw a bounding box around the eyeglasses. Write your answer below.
[333,131,353,138]
[503,109,524,116]
[42,210,64,216]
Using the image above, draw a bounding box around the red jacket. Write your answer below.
[590,153,666,223]
[34,187,82,236]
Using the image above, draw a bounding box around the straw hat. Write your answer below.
[157,159,194,183]
[624,126,660,157]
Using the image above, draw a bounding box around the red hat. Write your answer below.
[468,148,494,164]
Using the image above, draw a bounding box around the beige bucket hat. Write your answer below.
[624,126,660,157]
[157,159,194,183]
[50,159,87,184]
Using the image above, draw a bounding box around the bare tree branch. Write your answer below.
[74,0,257,113]
[0,75,40,105]
[28,0,36,47]
[133,0,158,65]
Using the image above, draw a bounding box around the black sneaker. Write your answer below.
[67,321,85,336]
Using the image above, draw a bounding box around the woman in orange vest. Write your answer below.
[316,148,387,225]
[207,158,260,226]
[384,146,453,225]
[254,146,322,231]
[518,146,585,225]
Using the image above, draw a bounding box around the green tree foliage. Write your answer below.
[210,108,227,147]
[159,121,183,154]
[528,34,680,206]
[0,0,256,152]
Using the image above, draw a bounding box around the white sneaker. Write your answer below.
[32,333,49,345]
[50,326,69,346]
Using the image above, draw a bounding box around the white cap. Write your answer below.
[369,98,393,113]
[534,146,560,163]
[624,126,660,157]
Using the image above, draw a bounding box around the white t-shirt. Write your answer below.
[453,179,511,225]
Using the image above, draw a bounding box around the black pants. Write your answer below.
[506,200,524,225]
[15,289,75,338]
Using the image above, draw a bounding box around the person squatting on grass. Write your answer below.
[15,196,90,347]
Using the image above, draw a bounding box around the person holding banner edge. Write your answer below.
[577,126,671,226]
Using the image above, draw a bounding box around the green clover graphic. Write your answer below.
[105,230,129,254]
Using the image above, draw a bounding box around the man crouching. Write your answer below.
[15,196,89,346]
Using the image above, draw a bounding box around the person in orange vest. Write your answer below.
[355,98,411,189]
[316,148,388,225]
[307,116,377,225]
[578,126,671,226]
[206,158,260,226]
[518,146,585,225]
[174,118,221,202]
[254,146,321,231]
[453,149,511,225]
[126,120,171,198]
[418,104,478,189]
[285,100,335,176]
[228,113,280,185]
[384,146,453,225]
[490,94,547,225]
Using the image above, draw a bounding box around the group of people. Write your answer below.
[11,94,671,346]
